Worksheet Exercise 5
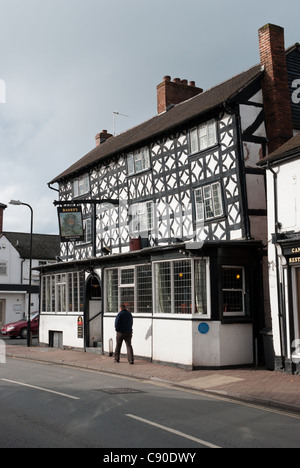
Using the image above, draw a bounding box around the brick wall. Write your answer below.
[259,24,293,153]
[157,76,203,114]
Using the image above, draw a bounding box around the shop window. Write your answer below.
[222,267,245,316]
[154,258,209,316]
[105,264,152,314]
[41,272,82,313]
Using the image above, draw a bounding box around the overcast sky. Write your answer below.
[0,0,299,235]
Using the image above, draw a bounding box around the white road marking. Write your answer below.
[126,413,221,448]
[1,378,80,400]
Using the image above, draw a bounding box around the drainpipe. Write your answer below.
[267,162,285,370]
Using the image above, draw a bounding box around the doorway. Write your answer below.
[85,276,102,348]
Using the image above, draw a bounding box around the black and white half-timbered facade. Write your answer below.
[37,24,300,369]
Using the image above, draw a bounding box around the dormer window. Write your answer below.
[127,147,150,175]
[190,119,217,154]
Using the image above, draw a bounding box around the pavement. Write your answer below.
[4,343,300,415]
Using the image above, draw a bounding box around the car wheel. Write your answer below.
[20,328,28,339]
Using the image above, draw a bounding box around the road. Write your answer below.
[0,358,300,449]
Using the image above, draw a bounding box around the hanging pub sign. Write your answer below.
[57,206,84,242]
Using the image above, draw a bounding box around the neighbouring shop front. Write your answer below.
[37,240,265,369]
[276,236,300,373]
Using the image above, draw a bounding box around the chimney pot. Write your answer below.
[173,78,181,84]
[181,79,188,85]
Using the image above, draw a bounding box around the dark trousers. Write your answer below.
[114,332,134,363]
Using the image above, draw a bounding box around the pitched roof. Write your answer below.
[258,131,300,166]
[0,232,60,260]
[50,64,263,184]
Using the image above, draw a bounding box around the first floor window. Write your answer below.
[222,267,245,316]
[127,146,150,175]
[83,218,92,243]
[190,119,217,154]
[0,261,7,276]
[130,201,154,234]
[195,182,224,221]
[73,175,90,198]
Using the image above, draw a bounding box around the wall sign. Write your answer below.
[198,323,210,335]
[77,316,84,339]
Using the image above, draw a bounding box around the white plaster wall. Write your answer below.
[266,159,300,358]
[192,322,253,367]
[0,293,25,324]
[152,317,193,366]
[39,314,84,349]
[103,314,153,360]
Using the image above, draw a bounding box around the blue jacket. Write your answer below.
[115,309,133,334]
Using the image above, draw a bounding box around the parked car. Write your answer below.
[0,312,39,339]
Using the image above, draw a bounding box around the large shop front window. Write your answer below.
[154,258,210,316]
[105,264,152,314]
[41,272,83,313]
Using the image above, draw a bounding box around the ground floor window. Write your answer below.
[222,266,245,316]
[154,258,210,316]
[105,264,152,314]
[41,272,84,313]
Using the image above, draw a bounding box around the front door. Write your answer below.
[86,276,102,348]
[88,300,102,347]
[0,299,5,328]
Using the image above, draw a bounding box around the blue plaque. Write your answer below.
[198,323,209,335]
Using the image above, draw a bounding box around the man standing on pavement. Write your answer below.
[114,304,134,364]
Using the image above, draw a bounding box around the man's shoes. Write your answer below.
[114,359,119,363]
[129,361,134,365]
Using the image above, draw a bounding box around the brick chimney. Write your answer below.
[258,24,293,153]
[95,129,113,147]
[157,76,203,115]
[0,203,7,233]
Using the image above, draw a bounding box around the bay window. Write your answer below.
[154,258,210,316]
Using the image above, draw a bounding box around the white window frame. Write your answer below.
[222,266,245,317]
[153,258,211,317]
[190,119,217,154]
[83,218,92,244]
[105,264,153,315]
[73,175,90,198]
[0,261,7,276]
[41,272,81,314]
[195,182,224,221]
[127,146,150,175]
[130,201,154,234]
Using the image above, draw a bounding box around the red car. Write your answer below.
[1,312,39,339]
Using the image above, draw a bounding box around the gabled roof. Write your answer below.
[258,131,300,166]
[50,64,263,184]
[0,232,60,260]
